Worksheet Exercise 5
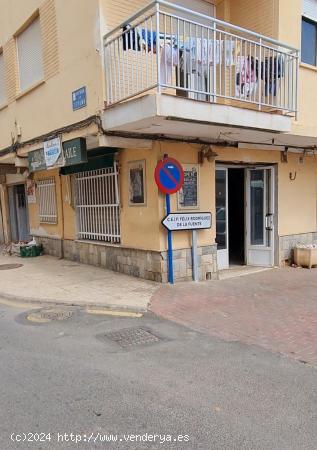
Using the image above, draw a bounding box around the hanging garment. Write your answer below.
[122,25,141,51]
[235,56,258,97]
[224,41,236,66]
[140,29,158,52]
[261,56,284,97]
[160,43,179,84]
[181,37,222,68]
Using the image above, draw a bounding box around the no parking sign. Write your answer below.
[154,157,184,194]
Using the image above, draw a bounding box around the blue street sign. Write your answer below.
[72,86,87,111]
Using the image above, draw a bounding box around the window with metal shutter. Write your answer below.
[0,52,6,105]
[173,0,215,17]
[303,0,317,21]
[169,0,215,24]
[16,17,44,91]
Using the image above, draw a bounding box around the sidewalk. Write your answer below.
[150,267,317,365]
[0,254,159,312]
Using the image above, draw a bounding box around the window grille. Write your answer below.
[16,16,44,91]
[75,164,121,243]
[37,177,57,224]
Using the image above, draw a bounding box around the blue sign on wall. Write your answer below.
[72,86,87,110]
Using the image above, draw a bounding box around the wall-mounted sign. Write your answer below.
[26,179,36,204]
[162,212,212,231]
[44,137,63,167]
[28,138,87,172]
[28,149,46,172]
[63,138,87,166]
[154,157,184,195]
[129,160,146,206]
[72,86,87,110]
[178,164,199,210]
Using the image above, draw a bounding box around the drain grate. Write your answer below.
[0,263,23,270]
[104,327,161,349]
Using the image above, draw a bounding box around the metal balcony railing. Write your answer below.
[104,0,299,116]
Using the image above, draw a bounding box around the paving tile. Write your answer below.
[150,268,317,365]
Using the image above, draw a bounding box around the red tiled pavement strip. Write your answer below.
[150,267,317,365]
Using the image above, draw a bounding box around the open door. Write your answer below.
[246,167,275,267]
[216,168,229,270]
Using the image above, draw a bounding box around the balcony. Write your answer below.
[102,0,299,142]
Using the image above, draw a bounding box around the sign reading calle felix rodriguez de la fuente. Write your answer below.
[162,212,212,231]
[28,138,87,172]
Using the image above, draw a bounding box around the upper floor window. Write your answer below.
[0,51,6,105]
[16,16,44,91]
[302,0,317,66]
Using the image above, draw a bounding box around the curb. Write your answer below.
[0,291,148,314]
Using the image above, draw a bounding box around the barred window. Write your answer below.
[37,177,57,224]
[74,165,120,243]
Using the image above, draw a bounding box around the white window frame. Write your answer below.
[37,177,58,224]
[0,50,6,105]
[74,163,121,244]
[16,15,44,92]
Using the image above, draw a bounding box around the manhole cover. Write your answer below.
[103,327,161,349]
[27,308,74,324]
[0,263,23,270]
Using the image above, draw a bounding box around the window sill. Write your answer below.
[16,79,45,100]
[0,102,8,112]
[75,239,121,248]
[39,221,58,225]
[300,62,317,73]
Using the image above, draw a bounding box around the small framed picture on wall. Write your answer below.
[128,160,146,206]
[177,164,199,210]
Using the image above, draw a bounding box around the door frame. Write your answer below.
[7,183,30,242]
[216,166,229,270]
[216,163,277,270]
[245,166,275,267]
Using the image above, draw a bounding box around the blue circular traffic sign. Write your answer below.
[154,157,184,194]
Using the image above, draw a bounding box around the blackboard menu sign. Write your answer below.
[178,164,199,209]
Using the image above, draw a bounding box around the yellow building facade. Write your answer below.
[0,0,316,282]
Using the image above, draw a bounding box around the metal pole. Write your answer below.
[166,193,174,284]
[192,229,199,282]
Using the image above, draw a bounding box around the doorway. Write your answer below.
[216,165,275,271]
[8,184,30,242]
[228,168,245,265]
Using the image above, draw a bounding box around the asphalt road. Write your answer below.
[0,301,316,450]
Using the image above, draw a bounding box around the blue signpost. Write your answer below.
[154,156,184,284]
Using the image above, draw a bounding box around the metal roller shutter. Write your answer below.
[16,17,44,91]
[303,0,317,21]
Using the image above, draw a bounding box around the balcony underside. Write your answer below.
[102,93,292,145]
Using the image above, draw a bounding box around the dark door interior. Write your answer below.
[228,169,245,265]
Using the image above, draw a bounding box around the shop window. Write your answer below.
[16,16,44,91]
[74,165,120,244]
[0,51,6,105]
[37,178,57,224]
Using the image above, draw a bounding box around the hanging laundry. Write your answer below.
[224,41,236,66]
[261,56,284,97]
[235,56,258,97]
[181,37,222,69]
[140,29,158,52]
[122,24,141,51]
[160,43,179,84]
